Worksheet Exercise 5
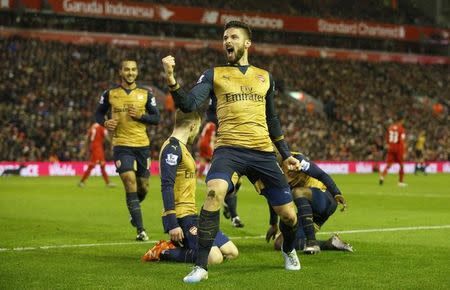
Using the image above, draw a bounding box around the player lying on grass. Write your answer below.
[264,151,353,254]
[142,110,238,264]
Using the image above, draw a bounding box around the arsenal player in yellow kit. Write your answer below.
[95,60,160,241]
[162,21,301,283]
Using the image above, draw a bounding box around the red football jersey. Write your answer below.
[386,123,405,151]
[198,122,216,148]
[88,123,107,150]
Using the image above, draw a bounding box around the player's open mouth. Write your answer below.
[226,47,234,55]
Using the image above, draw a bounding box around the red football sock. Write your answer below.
[81,164,95,182]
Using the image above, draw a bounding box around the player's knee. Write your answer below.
[220,242,239,260]
[120,172,137,192]
[275,203,297,227]
[204,180,227,210]
[208,247,224,265]
[279,212,297,227]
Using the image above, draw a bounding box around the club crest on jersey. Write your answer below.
[189,226,198,235]
[256,74,265,83]
[300,159,310,171]
[222,75,231,81]
[165,153,178,166]
[115,160,121,168]
[137,94,144,101]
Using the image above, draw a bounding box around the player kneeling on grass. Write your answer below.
[143,110,238,264]
[265,151,353,254]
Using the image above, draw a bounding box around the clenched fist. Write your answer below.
[282,156,301,172]
[162,55,177,86]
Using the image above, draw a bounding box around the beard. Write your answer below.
[121,76,135,85]
[226,45,245,65]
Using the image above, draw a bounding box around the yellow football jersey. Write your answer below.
[415,135,426,150]
[160,137,197,219]
[108,86,151,147]
[213,66,273,152]
[287,171,327,192]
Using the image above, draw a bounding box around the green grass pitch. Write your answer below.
[1,174,449,289]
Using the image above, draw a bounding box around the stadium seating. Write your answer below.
[0,37,447,162]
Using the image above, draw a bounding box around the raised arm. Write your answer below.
[162,55,213,112]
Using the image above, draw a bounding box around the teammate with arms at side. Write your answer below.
[95,59,160,241]
[162,21,301,283]
[379,113,407,186]
[265,152,353,254]
[142,110,238,264]
[78,123,115,187]
[414,130,427,175]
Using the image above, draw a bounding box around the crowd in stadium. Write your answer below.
[1,36,448,162]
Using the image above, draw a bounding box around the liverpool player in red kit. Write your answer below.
[379,113,407,187]
[197,121,216,179]
[79,123,115,187]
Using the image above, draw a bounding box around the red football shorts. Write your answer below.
[386,149,404,163]
[90,147,105,163]
[199,144,213,160]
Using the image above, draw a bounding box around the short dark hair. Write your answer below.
[224,20,252,40]
[174,109,201,128]
[120,59,137,70]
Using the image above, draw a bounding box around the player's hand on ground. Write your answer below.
[265,224,279,243]
[282,156,301,172]
[335,194,347,212]
[162,55,176,77]
[169,226,184,242]
[127,105,141,120]
[104,119,118,131]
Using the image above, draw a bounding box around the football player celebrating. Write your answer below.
[265,151,353,254]
[143,110,238,264]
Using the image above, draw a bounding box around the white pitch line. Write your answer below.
[0,225,449,252]
[351,191,450,198]
[318,224,450,235]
